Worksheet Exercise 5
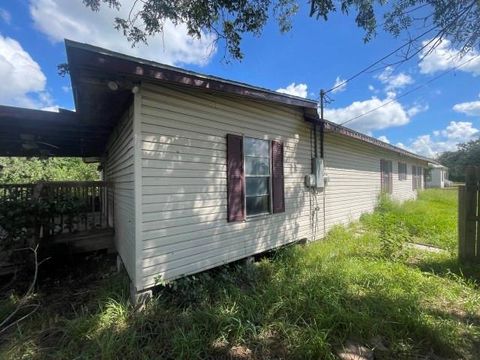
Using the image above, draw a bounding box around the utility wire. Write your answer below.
[338,53,480,127]
[325,1,476,95]
[325,26,438,95]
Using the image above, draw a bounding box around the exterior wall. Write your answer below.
[426,168,445,188]
[138,84,313,289]
[120,83,429,291]
[104,103,137,284]
[322,133,425,233]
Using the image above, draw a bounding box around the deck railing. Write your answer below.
[0,181,113,242]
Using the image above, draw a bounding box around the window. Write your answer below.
[398,162,407,181]
[380,159,393,194]
[227,134,284,222]
[244,137,271,216]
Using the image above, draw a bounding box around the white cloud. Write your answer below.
[377,135,390,144]
[324,95,410,133]
[418,39,480,75]
[331,76,346,94]
[29,0,216,66]
[0,8,11,24]
[0,34,56,109]
[407,103,429,117]
[61,85,71,93]
[440,121,479,140]
[453,98,480,116]
[402,121,479,157]
[41,105,59,112]
[376,66,414,91]
[276,83,308,98]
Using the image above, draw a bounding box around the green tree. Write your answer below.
[437,138,480,182]
[82,0,480,60]
[0,157,99,184]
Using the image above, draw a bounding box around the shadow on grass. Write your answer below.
[12,257,480,357]
[2,245,479,360]
[412,253,480,286]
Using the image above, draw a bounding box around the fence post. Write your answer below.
[458,185,466,260]
[476,167,480,259]
[461,166,479,262]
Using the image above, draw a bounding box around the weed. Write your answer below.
[0,189,478,359]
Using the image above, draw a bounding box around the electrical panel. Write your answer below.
[304,174,315,187]
[305,158,325,189]
[312,157,325,189]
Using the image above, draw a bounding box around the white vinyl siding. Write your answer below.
[138,84,313,289]
[104,103,137,283]
[322,134,424,231]
[110,83,428,291]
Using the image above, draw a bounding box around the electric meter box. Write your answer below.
[304,174,315,188]
[312,158,325,189]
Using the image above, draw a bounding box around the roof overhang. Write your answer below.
[0,105,112,157]
[65,40,317,111]
[304,114,433,163]
[428,162,447,169]
[0,39,435,162]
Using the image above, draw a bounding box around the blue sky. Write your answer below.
[1,0,479,158]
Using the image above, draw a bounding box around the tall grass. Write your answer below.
[363,189,458,251]
[1,189,478,359]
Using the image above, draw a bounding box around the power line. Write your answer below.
[325,26,438,95]
[338,53,480,127]
[325,1,476,94]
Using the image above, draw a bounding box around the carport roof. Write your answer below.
[0,105,112,157]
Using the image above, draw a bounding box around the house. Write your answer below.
[425,163,449,188]
[0,40,433,302]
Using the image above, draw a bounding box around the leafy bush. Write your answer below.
[0,191,89,263]
[0,157,99,184]
[1,190,478,359]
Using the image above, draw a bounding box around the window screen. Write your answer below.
[244,137,270,216]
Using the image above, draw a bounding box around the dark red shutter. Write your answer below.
[227,134,245,222]
[271,140,285,213]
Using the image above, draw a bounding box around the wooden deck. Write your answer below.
[0,181,116,275]
[51,228,115,254]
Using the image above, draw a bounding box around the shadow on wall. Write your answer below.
[138,125,306,287]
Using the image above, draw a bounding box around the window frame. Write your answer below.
[243,136,272,218]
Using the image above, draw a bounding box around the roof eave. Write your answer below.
[65,39,318,110]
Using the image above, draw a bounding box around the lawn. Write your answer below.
[1,189,479,359]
